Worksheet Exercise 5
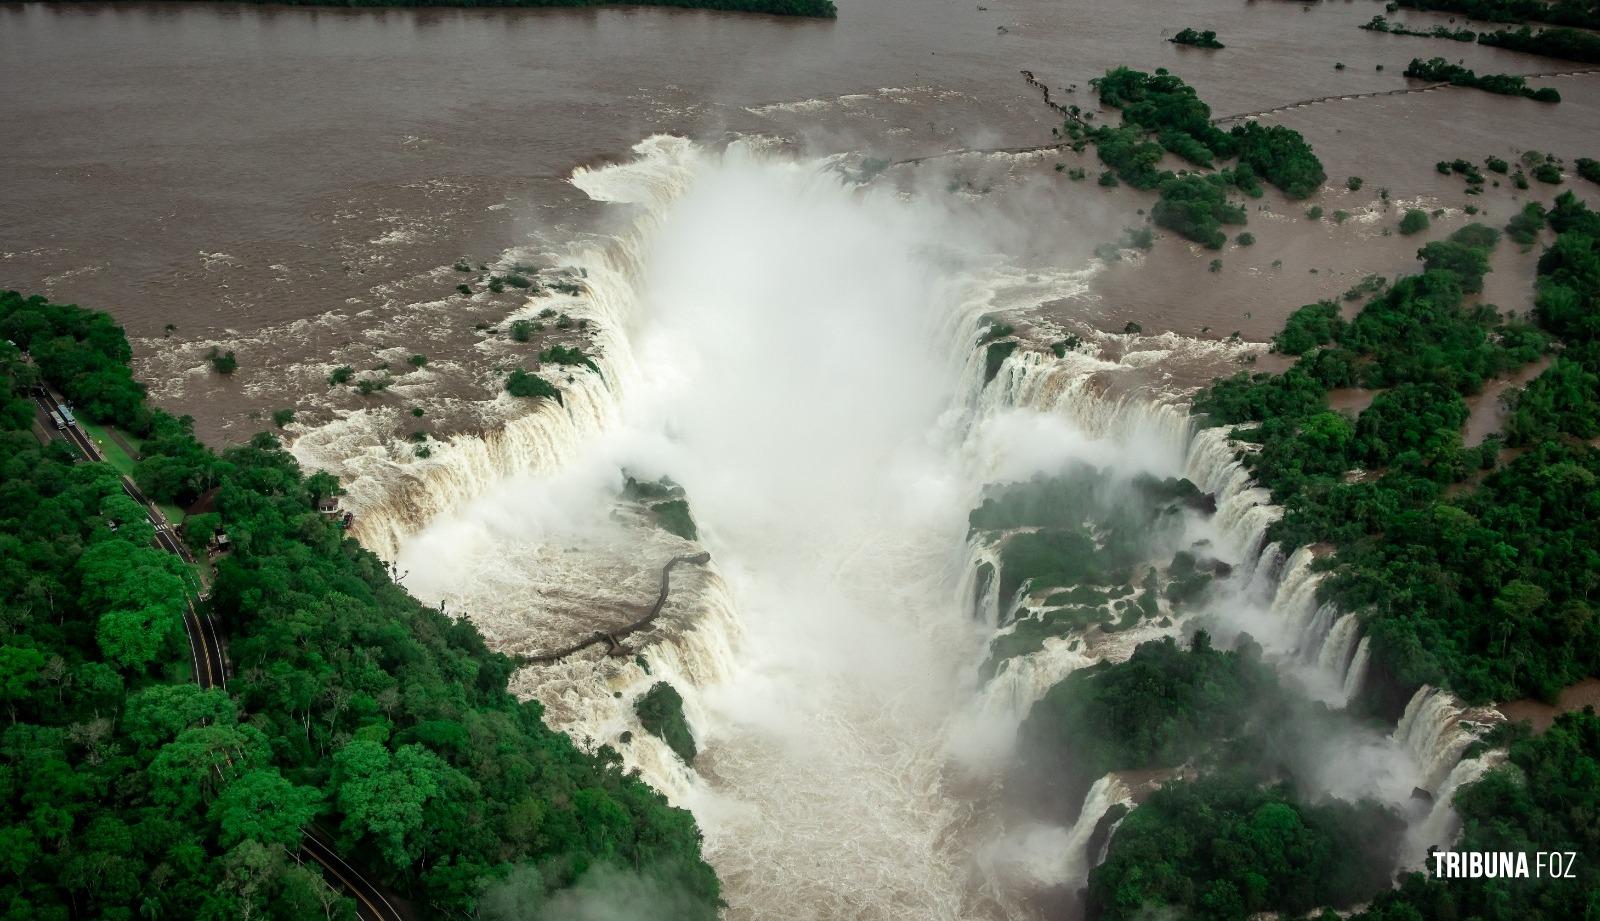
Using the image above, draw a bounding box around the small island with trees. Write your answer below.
[1169,27,1225,49]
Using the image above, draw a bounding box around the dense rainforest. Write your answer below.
[0,290,721,919]
[1191,192,1600,711]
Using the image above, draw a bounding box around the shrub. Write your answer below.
[1398,208,1430,235]
[327,365,354,386]
[635,683,696,763]
[354,376,390,396]
[271,408,294,428]
[1347,176,1364,191]
[1236,232,1255,246]
[207,348,237,375]
[538,344,598,371]
[1229,121,1326,199]
[1169,27,1225,48]
[1505,202,1547,245]
[505,369,561,402]
[1151,174,1245,249]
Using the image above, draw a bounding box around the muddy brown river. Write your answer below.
[3,0,1596,441]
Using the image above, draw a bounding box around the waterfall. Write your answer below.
[1296,601,1333,658]
[293,136,707,559]
[974,638,1097,734]
[961,540,1002,624]
[1343,637,1372,700]
[336,375,621,560]
[299,131,1509,918]
[1061,775,1133,886]
[1402,751,1507,867]
[975,332,1507,833]
[1317,612,1363,676]
[1271,548,1322,636]
[1392,686,1506,792]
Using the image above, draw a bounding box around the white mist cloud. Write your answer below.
[479,864,709,921]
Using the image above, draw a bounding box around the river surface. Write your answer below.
[5,0,1597,443]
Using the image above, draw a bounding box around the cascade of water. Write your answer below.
[342,374,622,560]
[1403,751,1507,867]
[294,138,709,558]
[959,539,1003,625]
[313,132,1515,918]
[1297,602,1339,660]
[1392,686,1506,791]
[1060,775,1133,886]
[1316,612,1363,676]
[1269,548,1320,632]
[975,639,1096,733]
[1342,636,1372,700]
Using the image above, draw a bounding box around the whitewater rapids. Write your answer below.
[355,136,1115,920]
[303,135,1495,917]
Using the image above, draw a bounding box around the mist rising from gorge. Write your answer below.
[385,137,1469,919]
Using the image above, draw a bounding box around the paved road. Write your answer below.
[31,384,404,921]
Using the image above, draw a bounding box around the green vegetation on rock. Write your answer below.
[505,368,561,402]
[1089,774,1402,921]
[1169,27,1225,48]
[635,682,697,763]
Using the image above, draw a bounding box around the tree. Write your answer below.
[0,646,45,720]
[211,769,323,848]
[332,741,456,868]
[148,724,272,813]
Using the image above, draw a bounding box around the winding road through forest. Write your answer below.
[31,383,406,921]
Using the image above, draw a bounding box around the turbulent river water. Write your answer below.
[309,137,1494,918]
[6,0,1599,446]
[5,0,1590,915]
[382,137,1085,919]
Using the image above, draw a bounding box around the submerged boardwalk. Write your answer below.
[527,551,712,664]
[898,67,1600,167]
